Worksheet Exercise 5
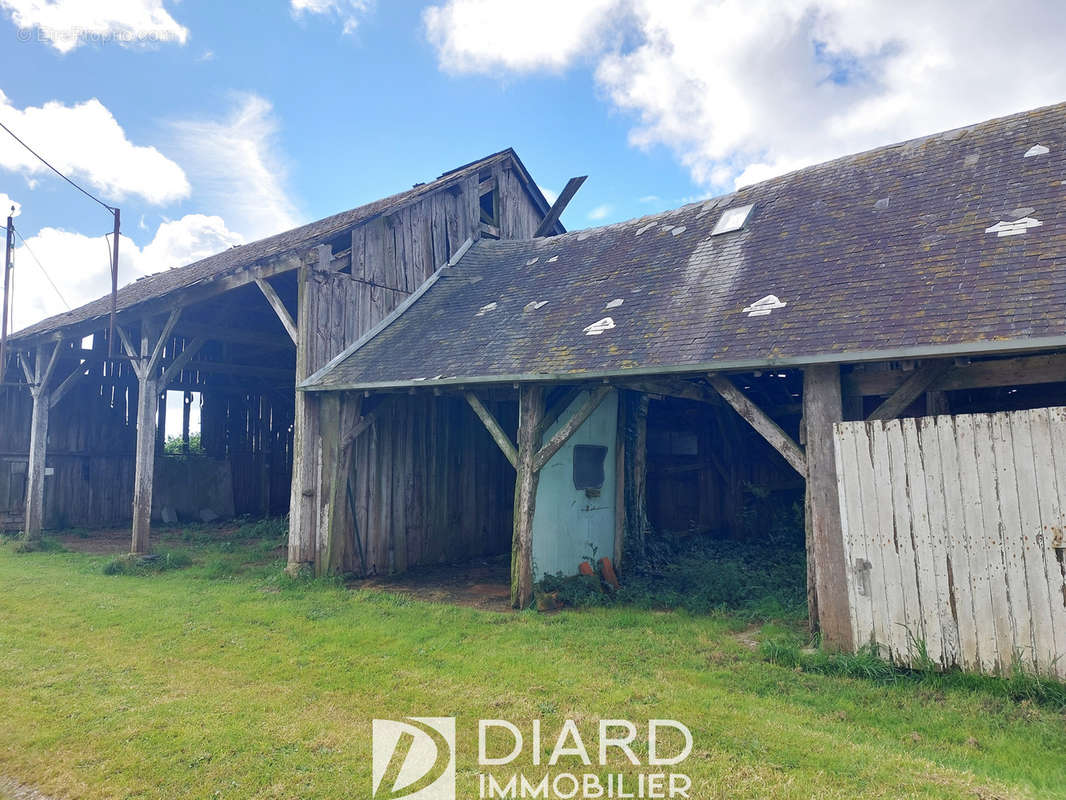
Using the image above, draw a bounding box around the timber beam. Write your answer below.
[21,339,63,542]
[116,311,185,555]
[533,385,610,472]
[706,374,807,478]
[255,277,298,343]
[616,376,722,407]
[802,365,852,649]
[534,176,588,238]
[844,352,1066,397]
[465,392,518,468]
[866,361,951,421]
[175,322,295,350]
[465,382,614,608]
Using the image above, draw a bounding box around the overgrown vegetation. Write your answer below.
[538,538,807,621]
[538,486,807,621]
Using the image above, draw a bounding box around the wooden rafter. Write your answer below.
[161,336,207,385]
[706,373,807,478]
[534,176,587,238]
[342,397,390,448]
[617,376,721,406]
[465,391,518,468]
[866,361,953,420]
[533,385,611,472]
[146,309,181,376]
[256,277,298,343]
[845,352,1066,398]
[50,357,100,408]
[536,385,585,440]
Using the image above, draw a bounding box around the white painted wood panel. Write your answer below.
[836,407,1066,678]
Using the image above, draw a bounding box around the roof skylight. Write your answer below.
[711,204,754,235]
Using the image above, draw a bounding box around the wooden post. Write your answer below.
[622,391,650,566]
[182,390,192,453]
[119,310,180,555]
[318,394,364,576]
[802,364,852,649]
[287,260,321,572]
[22,341,60,543]
[131,375,159,554]
[511,384,544,609]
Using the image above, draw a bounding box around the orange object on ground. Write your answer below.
[578,561,595,577]
[598,557,620,589]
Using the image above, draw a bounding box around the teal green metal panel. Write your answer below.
[532,390,618,579]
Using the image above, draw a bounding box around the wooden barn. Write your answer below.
[0,149,565,559]
[300,103,1066,676]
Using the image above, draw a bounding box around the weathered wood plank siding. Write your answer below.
[835,408,1066,678]
[0,331,295,530]
[292,155,548,571]
[338,395,516,576]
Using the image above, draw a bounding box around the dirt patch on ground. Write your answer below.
[55,524,242,554]
[353,554,513,612]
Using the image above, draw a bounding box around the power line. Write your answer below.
[13,227,70,310]
[0,119,116,214]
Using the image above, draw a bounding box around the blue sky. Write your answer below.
[1,0,1065,333]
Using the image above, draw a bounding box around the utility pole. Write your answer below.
[0,208,13,380]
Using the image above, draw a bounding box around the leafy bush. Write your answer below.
[163,434,204,456]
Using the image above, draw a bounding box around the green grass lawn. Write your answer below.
[0,526,1064,799]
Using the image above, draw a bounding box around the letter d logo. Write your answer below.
[372,718,455,800]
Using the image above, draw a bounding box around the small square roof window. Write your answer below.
[711,204,754,235]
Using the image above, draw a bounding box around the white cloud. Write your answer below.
[588,203,612,221]
[10,214,242,331]
[291,0,374,35]
[1,0,187,53]
[537,184,558,205]
[0,90,190,204]
[425,0,1066,190]
[0,192,20,217]
[424,0,618,72]
[170,94,301,240]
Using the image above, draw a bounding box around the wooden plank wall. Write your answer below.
[645,398,801,537]
[346,394,516,575]
[300,157,547,571]
[0,331,296,529]
[0,349,139,528]
[835,408,1066,678]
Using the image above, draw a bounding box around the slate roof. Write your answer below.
[11,148,558,341]
[304,102,1066,391]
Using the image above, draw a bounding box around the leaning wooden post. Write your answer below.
[22,341,60,543]
[802,364,853,649]
[511,385,545,609]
